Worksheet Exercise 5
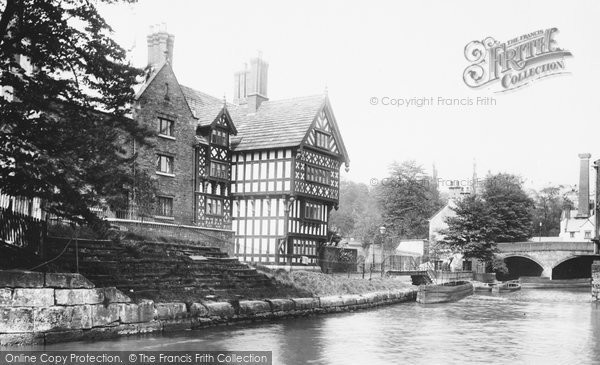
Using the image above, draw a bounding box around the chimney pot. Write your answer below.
[146,24,174,67]
[233,55,268,111]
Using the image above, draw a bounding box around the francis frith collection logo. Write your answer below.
[463,28,572,92]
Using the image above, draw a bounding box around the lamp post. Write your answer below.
[379,226,387,277]
[539,222,542,242]
[593,160,600,254]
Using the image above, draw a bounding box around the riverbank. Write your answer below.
[254,266,415,296]
[0,270,417,347]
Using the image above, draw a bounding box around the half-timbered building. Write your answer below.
[132,27,349,266]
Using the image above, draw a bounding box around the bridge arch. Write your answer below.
[499,254,545,281]
[552,255,600,280]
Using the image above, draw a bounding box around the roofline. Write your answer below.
[298,95,350,165]
[323,96,350,166]
[231,142,302,152]
[135,62,197,120]
[204,107,238,135]
[134,62,166,100]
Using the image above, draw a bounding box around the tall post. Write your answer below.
[381,240,385,277]
[379,226,387,277]
[370,244,374,280]
[593,160,600,254]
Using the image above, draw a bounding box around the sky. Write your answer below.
[99,0,600,192]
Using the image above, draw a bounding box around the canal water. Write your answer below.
[38,288,600,364]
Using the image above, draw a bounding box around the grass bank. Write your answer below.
[254,266,414,297]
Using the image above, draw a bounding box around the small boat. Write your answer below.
[473,282,493,292]
[498,280,521,292]
[416,281,474,304]
[490,280,521,293]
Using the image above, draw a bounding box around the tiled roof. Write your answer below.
[180,85,226,126]
[194,135,209,146]
[139,67,342,156]
[229,95,326,151]
[181,84,327,151]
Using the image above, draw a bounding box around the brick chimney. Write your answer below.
[577,153,592,218]
[147,24,175,67]
[233,54,269,112]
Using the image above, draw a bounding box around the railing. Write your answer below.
[107,205,160,221]
[0,208,46,252]
[0,192,43,219]
[497,241,595,253]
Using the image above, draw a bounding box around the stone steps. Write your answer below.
[44,238,278,302]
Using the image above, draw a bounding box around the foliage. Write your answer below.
[255,268,414,296]
[329,179,381,246]
[441,194,500,263]
[0,0,153,227]
[483,173,534,242]
[530,185,573,237]
[490,257,508,275]
[325,229,343,246]
[375,160,444,239]
[441,173,534,269]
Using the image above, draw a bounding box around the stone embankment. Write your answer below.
[592,261,600,301]
[0,270,417,346]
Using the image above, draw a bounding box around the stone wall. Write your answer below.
[473,272,497,283]
[111,221,235,255]
[592,261,600,301]
[0,270,147,346]
[134,64,198,226]
[0,270,417,347]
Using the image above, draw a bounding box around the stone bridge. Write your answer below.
[497,241,599,279]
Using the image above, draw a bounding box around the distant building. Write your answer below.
[559,153,596,241]
[428,200,457,243]
[427,161,484,272]
[365,239,424,271]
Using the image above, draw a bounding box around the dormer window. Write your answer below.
[315,130,330,149]
[211,129,228,146]
[158,117,174,138]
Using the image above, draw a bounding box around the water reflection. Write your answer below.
[36,288,598,364]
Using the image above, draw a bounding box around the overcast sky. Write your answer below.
[100,0,600,192]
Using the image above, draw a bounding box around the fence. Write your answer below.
[0,208,46,250]
[0,208,47,269]
[318,246,358,274]
[0,192,43,219]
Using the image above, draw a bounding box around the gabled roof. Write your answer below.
[429,200,457,221]
[180,85,224,121]
[229,94,327,151]
[180,85,237,134]
[138,70,347,160]
[134,61,168,100]
[563,215,594,232]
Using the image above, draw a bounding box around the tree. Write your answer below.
[441,173,534,271]
[0,0,153,226]
[441,194,500,264]
[531,186,573,237]
[483,173,534,242]
[376,160,444,239]
[329,179,381,246]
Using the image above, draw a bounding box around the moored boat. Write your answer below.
[498,280,521,292]
[416,281,474,304]
[473,283,492,292]
[490,280,521,293]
